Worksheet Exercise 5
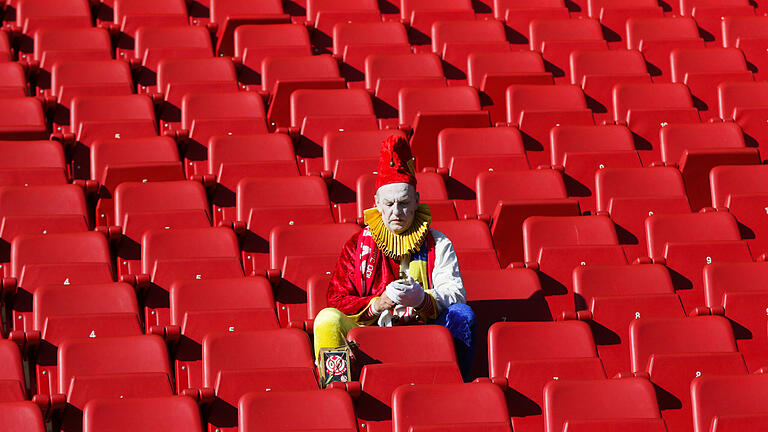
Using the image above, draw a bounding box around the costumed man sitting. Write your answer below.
[313,135,476,380]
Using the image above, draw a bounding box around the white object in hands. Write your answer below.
[385,277,425,308]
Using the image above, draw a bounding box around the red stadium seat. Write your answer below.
[130,26,213,91]
[56,335,174,431]
[209,0,290,56]
[645,212,752,313]
[400,86,490,171]
[0,341,26,401]
[392,383,512,432]
[0,98,47,141]
[180,91,267,177]
[718,81,768,159]
[0,141,67,187]
[399,0,475,45]
[26,27,111,76]
[202,329,317,432]
[13,0,92,41]
[488,321,606,431]
[365,53,446,122]
[573,263,686,376]
[208,134,299,225]
[506,84,594,168]
[477,170,579,266]
[523,215,627,316]
[83,396,202,432]
[90,136,185,227]
[0,63,28,98]
[529,17,607,82]
[544,377,662,432]
[680,0,754,46]
[306,0,380,38]
[595,166,691,261]
[234,24,311,88]
[237,176,334,273]
[722,16,768,80]
[587,0,662,44]
[29,282,142,396]
[270,223,361,327]
[140,227,243,331]
[629,316,747,432]
[493,0,569,45]
[8,232,114,332]
[290,88,377,174]
[67,94,158,180]
[240,389,357,432]
[703,261,768,371]
[111,0,189,40]
[670,47,753,120]
[262,55,345,129]
[691,373,768,432]
[612,82,701,165]
[431,20,509,81]
[431,219,500,270]
[660,122,758,210]
[569,49,650,119]
[550,124,641,213]
[710,165,768,256]
[113,180,211,277]
[467,51,552,124]
[625,17,704,81]
[0,402,45,432]
[166,277,278,393]
[333,22,411,84]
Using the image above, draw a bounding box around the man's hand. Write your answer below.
[373,294,396,313]
[385,277,425,308]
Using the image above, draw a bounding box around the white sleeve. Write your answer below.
[428,229,466,313]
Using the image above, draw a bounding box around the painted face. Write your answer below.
[375,183,419,234]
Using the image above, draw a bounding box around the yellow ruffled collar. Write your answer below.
[363,203,432,260]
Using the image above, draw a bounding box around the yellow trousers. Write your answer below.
[312,307,364,360]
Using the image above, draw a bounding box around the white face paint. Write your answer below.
[375,183,419,234]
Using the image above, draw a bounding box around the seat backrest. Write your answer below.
[290,88,374,127]
[399,86,480,126]
[324,129,406,172]
[365,53,444,90]
[718,81,768,119]
[488,321,598,377]
[679,0,750,16]
[156,58,237,90]
[612,82,695,122]
[0,402,45,432]
[141,227,241,274]
[114,180,210,228]
[51,60,133,92]
[71,94,155,129]
[0,140,65,172]
[169,277,275,326]
[34,282,139,330]
[113,0,187,27]
[703,261,768,307]
[236,176,330,216]
[550,125,635,166]
[529,18,603,51]
[34,27,111,63]
[0,184,87,221]
[239,389,357,432]
[348,325,457,364]
[506,84,587,124]
[0,340,25,391]
[645,212,742,259]
[710,165,768,208]
[135,26,212,60]
[476,170,568,216]
[467,51,546,88]
[208,134,296,174]
[595,167,687,212]
[431,219,495,251]
[400,0,473,20]
[670,47,748,82]
[333,22,408,57]
[209,0,284,24]
[181,91,265,128]
[234,23,310,58]
[202,329,314,387]
[431,19,506,53]
[58,335,171,394]
[83,396,202,432]
[691,373,768,432]
[573,264,674,305]
[306,0,378,23]
[544,378,661,432]
[629,316,738,372]
[570,50,648,85]
[90,136,181,182]
[270,223,361,270]
[392,383,510,432]
[722,15,768,48]
[625,17,700,50]
[12,232,112,277]
[16,0,92,34]
[261,54,339,93]
[660,122,745,163]
[438,127,525,167]
[523,215,619,262]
